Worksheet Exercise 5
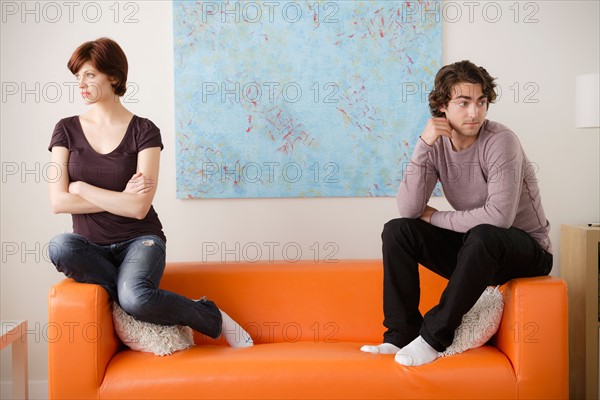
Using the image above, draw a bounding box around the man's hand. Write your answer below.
[419,205,438,223]
[420,117,453,146]
[123,171,155,194]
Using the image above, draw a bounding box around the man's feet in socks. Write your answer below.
[395,335,438,366]
[220,310,254,348]
[360,343,401,354]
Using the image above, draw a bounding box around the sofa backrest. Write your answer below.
[160,260,447,345]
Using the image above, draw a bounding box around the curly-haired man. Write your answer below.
[362,60,552,366]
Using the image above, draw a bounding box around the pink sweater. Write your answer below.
[398,120,552,254]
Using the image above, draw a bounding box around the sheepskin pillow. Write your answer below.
[112,303,194,356]
[439,286,504,357]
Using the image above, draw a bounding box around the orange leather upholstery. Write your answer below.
[48,260,568,399]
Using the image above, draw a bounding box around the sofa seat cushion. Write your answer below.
[100,342,516,399]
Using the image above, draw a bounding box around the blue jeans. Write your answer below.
[48,233,222,338]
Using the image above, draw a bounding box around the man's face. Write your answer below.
[439,82,488,140]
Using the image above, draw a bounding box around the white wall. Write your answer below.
[1,1,598,397]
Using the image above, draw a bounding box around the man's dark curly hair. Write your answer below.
[428,60,497,117]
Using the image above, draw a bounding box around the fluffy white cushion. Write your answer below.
[439,286,504,357]
[112,303,194,356]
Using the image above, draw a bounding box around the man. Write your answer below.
[361,60,552,366]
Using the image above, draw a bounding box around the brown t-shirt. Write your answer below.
[48,115,166,245]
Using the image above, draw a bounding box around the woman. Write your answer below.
[48,37,252,349]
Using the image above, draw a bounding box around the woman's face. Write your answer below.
[74,62,116,105]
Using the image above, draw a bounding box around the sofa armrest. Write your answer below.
[494,276,568,399]
[48,279,121,399]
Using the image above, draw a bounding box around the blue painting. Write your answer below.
[173,1,442,198]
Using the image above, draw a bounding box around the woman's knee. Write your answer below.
[48,233,85,266]
[117,280,155,319]
[124,236,166,268]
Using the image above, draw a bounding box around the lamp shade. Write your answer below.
[575,73,600,128]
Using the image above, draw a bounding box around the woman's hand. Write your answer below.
[57,147,160,219]
[123,171,155,195]
[68,180,83,195]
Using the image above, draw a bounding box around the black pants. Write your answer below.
[382,218,553,352]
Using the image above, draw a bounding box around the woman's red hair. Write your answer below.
[68,37,128,96]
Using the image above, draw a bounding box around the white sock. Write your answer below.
[360,343,401,354]
[394,336,438,366]
[220,310,254,348]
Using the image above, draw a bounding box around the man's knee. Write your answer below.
[382,218,426,243]
[465,224,502,241]
[463,224,507,254]
[383,218,415,237]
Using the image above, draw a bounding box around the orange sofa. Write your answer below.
[48,260,568,399]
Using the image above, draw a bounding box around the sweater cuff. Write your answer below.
[429,210,449,230]
[411,137,434,161]
[419,136,434,147]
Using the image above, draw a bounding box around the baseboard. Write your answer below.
[0,380,47,399]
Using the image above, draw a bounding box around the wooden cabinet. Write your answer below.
[561,224,600,400]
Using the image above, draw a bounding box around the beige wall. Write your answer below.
[1,1,598,397]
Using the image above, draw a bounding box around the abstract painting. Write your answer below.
[173,1,442,198]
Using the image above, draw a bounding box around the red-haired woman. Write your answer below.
[48,38,252,349]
